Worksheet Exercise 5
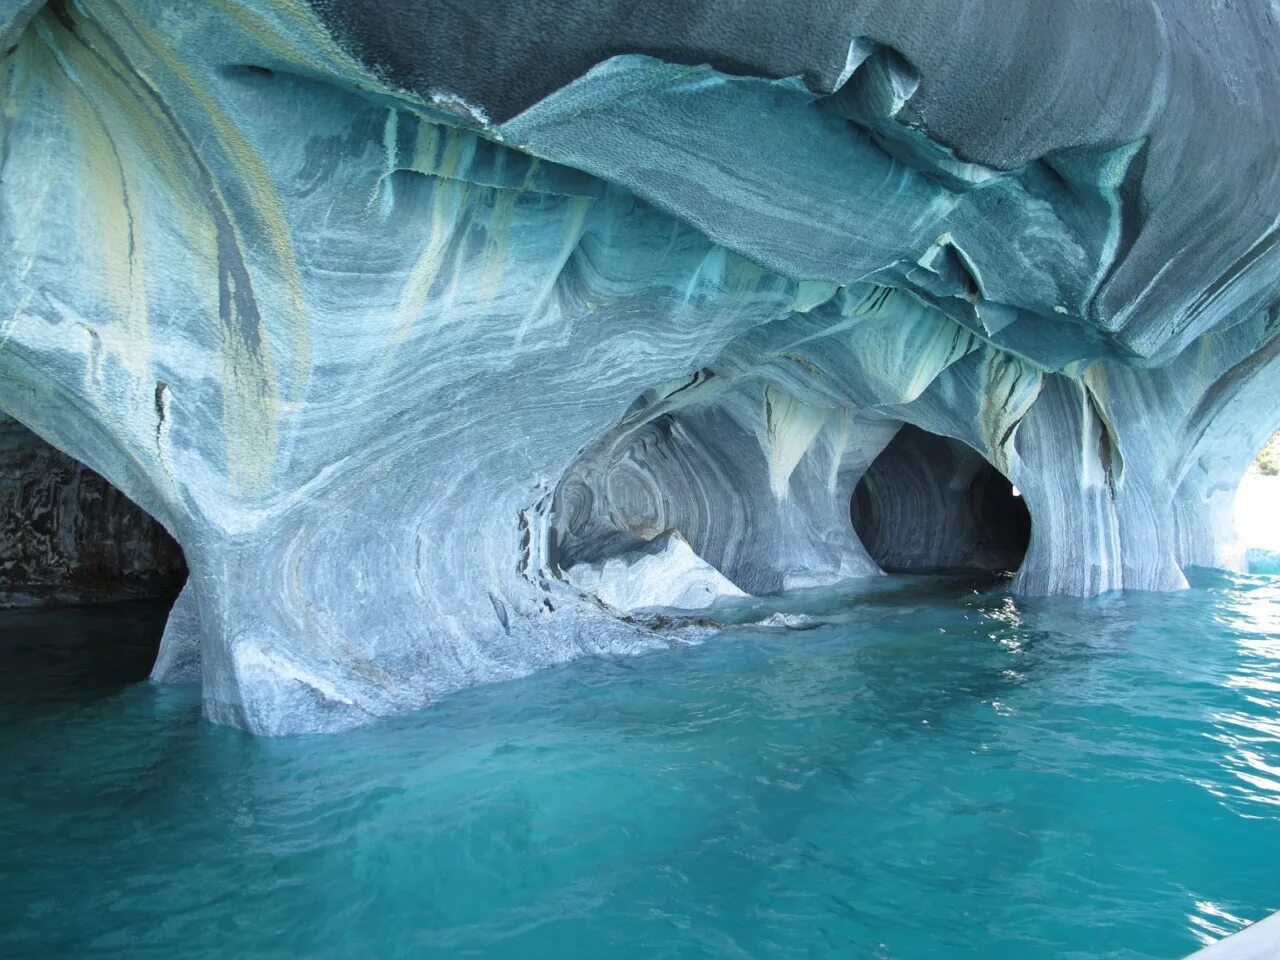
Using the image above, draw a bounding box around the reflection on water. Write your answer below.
[1211,582,1280,817]
[0,601,169,721]
[0,572,1278,960]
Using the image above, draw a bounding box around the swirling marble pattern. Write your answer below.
[1,0,1278,732]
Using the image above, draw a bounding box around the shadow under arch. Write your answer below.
[851,423,1031,576]
[0,413,187,685]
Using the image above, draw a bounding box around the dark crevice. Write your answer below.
[48,0,77,35]
[0,417,186,611]
[1083,385,1121,498]
[851,424,1030,575]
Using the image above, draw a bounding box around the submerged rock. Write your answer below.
[1,1,1278,732]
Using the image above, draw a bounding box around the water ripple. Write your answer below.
[0,573,1278,959]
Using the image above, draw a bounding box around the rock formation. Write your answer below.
[1,0,1278,732]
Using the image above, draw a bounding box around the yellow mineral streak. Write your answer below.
[218,0,366,79]
[433,126,478,181]
[791,280,839,314]
[220,268,281,495]
[32,22,149,380]
[477,188,518,309]
[80,3,295,495]
[390,177,472,340]
[764,384,832,501]
[34,11,258,494]
[978,352,1041,475]
[514,194,591,343]
[105,3,307,328]
[63,64,152,379]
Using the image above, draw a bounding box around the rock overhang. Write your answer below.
[0,0,1278,732]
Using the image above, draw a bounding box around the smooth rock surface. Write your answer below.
[565,530,746,612]
[1,0,1278,732]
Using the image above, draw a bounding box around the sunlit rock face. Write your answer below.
[2,0,1279,732]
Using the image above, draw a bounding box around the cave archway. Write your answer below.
[851,424,1030,575]
[0,415,187,697]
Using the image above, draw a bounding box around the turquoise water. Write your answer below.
[2,572,1279,960]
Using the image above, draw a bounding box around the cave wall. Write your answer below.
[555,379,892,596]
[0,415,185,607]
[0,0,1278,733]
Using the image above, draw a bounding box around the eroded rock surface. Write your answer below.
[1,0,1278,732]
[565,531,746,613]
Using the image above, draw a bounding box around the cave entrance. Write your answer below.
[1237,428,1280,574]
[0,416,187,703]
[851,424,1030,575]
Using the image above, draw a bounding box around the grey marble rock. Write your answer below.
[563,530,746,613]
[1,0,1278,733]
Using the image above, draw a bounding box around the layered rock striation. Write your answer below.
[1,0,1278,732]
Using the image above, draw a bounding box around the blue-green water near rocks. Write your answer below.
[2,571,1278,960]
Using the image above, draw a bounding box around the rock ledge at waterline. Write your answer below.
[3,0,1279,733]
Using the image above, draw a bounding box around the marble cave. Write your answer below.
[1,0,1278,742]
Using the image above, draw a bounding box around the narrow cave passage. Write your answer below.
[851,424,1030,575]
[0,416,186,703]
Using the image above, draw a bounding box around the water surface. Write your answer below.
[2,572,1278,959]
